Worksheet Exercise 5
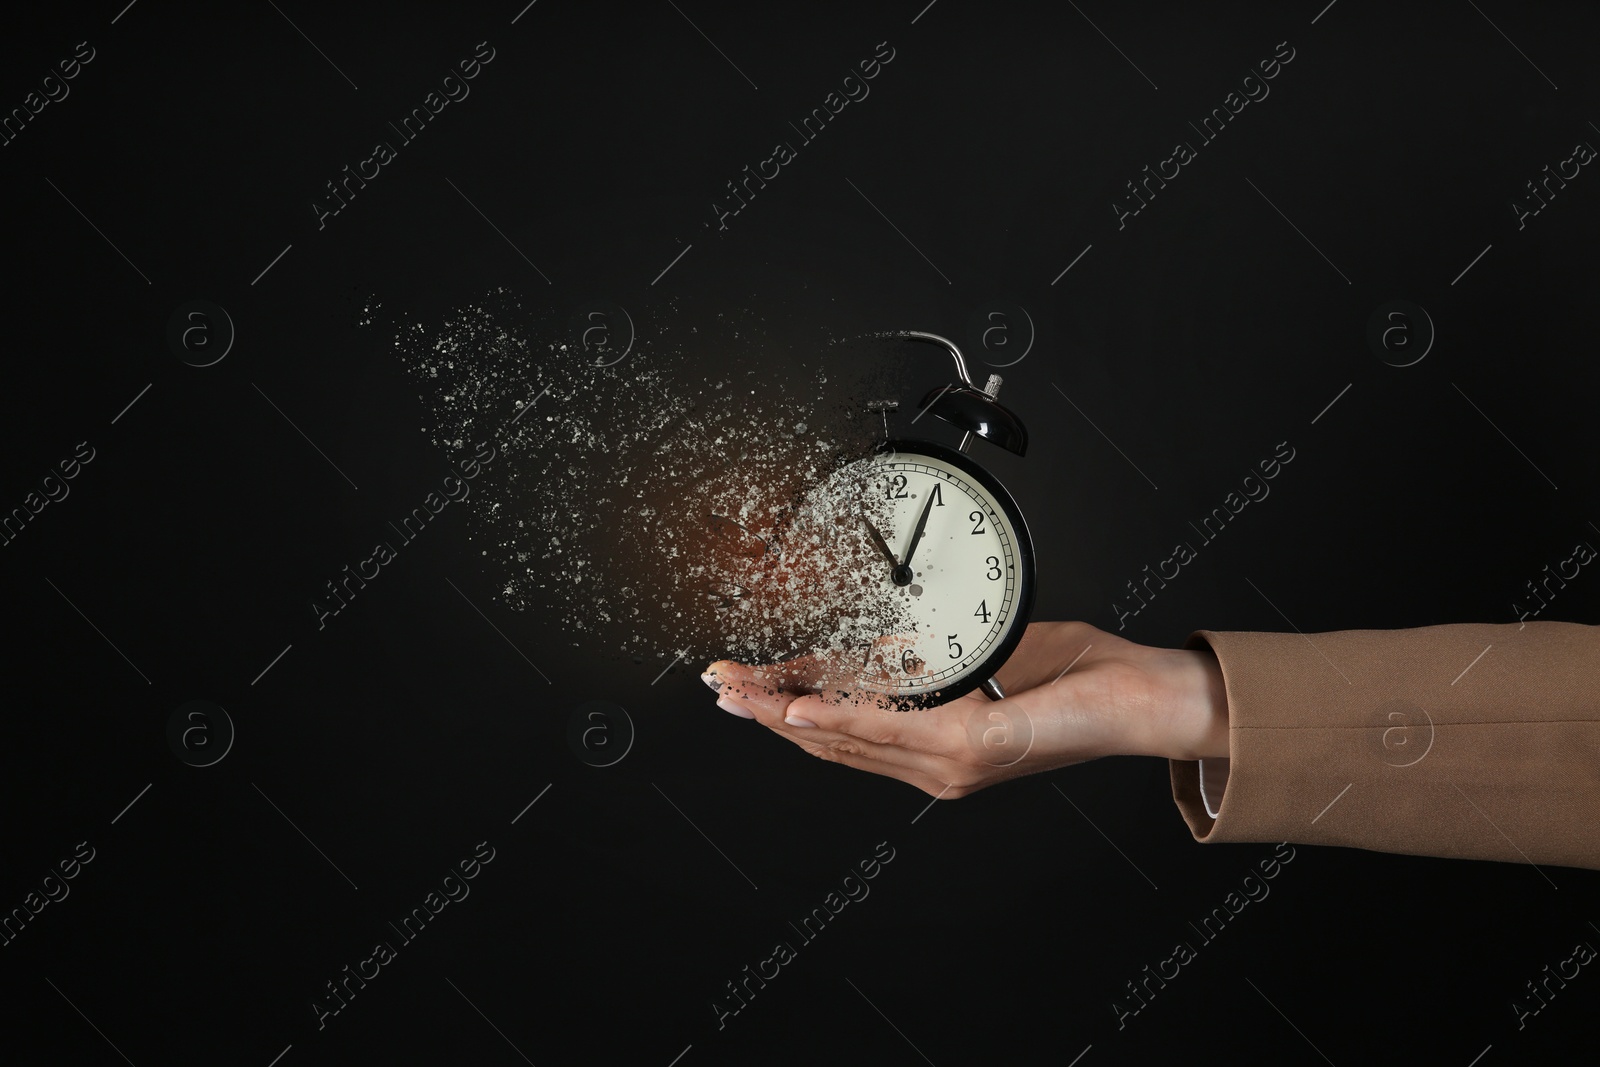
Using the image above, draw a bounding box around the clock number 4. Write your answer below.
[985,556,1002,580]
[974,599,991,624]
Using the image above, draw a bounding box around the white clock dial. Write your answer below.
[849,448,1024,698]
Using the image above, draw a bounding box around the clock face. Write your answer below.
[838,439,1035,706]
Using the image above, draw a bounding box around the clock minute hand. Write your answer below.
[902,491,938,570]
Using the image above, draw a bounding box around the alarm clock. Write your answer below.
[841,330,1036,708]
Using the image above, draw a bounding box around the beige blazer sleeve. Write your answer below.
[1169,621,1600,870]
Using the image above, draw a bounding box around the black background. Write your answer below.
[3,1,1597,1064]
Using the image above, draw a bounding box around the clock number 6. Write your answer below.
[985,555,1002,580]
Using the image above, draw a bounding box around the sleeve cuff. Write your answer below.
[1166,621,1600,869]
[1198,757,1230,819]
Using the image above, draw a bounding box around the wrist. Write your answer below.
[1143,645,1230,761]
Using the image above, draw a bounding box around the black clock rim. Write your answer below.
[866,438,1037,711]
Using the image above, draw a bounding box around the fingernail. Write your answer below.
[701,671,723,692]
[717,696,755,719]
[784,714,818,728]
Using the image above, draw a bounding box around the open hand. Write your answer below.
[702,621,1230,798]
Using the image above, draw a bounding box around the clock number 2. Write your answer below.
[985,555,1002,580]
[887,474,909,499]
[969,510,985,534]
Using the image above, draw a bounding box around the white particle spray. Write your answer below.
[372,290,922,694]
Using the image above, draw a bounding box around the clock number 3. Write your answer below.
[985,555,1002,580]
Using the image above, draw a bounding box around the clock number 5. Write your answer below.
[947,634,963,659]
[985,555,1002,580]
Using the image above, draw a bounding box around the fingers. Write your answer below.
[782,694,964,781]
[703,661,965,783]
[707,651,833,694]
[705,632,925,696]
[703,660,803,721]
[781,691,968,764]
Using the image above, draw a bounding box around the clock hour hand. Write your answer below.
[860,512,899,569]
[902,490,938,571]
